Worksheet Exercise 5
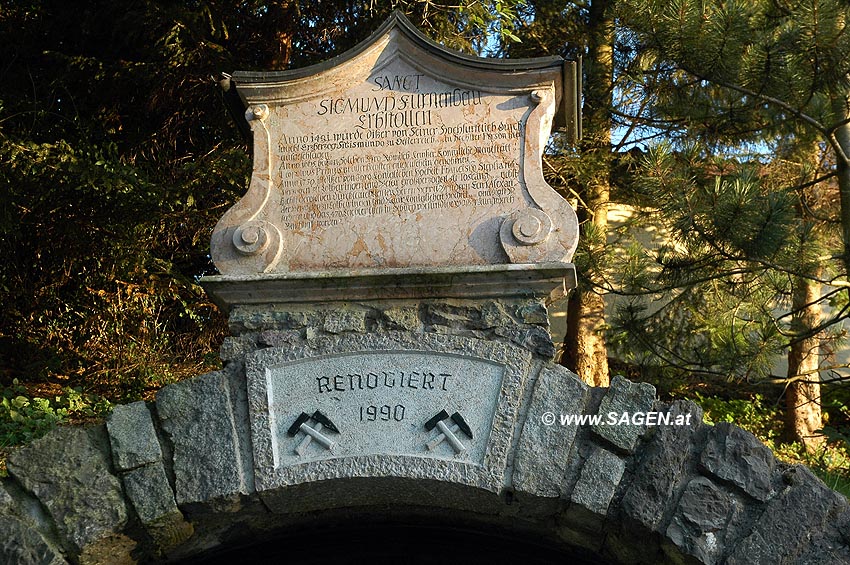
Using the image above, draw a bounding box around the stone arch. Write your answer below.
[3,334,849,564]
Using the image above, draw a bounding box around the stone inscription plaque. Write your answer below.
[274,77,521,236]
[246,334,533,492]
[212,12,580,275]
[263,351,504,466]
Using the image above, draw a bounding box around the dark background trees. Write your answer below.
[0,0,517,399]
[2,0,245,397]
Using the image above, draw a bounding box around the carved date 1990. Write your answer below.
[360,404,405,422]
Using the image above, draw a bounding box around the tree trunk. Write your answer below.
[267,1,298,70]
[784,275,824,450]
[563,287,609,386]
[834,97,850,279]
[782,138,827,450]
[784,93,850,450]
[560,0,613,387]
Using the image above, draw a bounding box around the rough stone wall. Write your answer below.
[2,298,849,564]
[221,298,557,360]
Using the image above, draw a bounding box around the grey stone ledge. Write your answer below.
[699,422,776,502]
[569,446,626,518]
[620,400,705,534]
[121,463,180,525]
[725,465,849,564]
[664,476,737,565]
[221,297,558,362]
[156,368,253,505]
[201,262,576,311]
[512,364,588,498]
[5,425,128,555]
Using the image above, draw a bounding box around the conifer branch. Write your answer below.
[773,286,846,323]
[766,369,850,386]
[590,266,760,296]
[772,302,850,344]
[677,66,850,167]
[542,156,591,211]
[826,114,850,133]
[620,318,732,379]
[612,101,649,151]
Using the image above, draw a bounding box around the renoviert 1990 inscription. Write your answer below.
[244,334,535,492]
[259,351,504,467]
[210,12,580,276]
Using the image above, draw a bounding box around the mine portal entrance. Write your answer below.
[177,521,605,564]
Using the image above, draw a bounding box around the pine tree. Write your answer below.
[615,0,850,448]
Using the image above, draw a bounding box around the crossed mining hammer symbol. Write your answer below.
[425,410,473,454]
[287,410,340,455]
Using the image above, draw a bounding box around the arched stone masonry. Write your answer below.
[2,296,848,564]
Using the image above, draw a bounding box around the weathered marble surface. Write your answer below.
[210,13,579,276]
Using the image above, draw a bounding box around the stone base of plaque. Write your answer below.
[201,262,576,312]
[203,263,573,363]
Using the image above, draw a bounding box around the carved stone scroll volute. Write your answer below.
[211,104,284,274]
[499,89,579,263]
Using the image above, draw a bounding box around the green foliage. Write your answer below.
[0,379,112,448]
[697,392,778,438]
[0,1,247,396]
[606,142,820,381]
[620,0,850,146]
[634,144,802,264]
[457,0,525,50]
[613,2,850,390]
[0,0,530,429]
